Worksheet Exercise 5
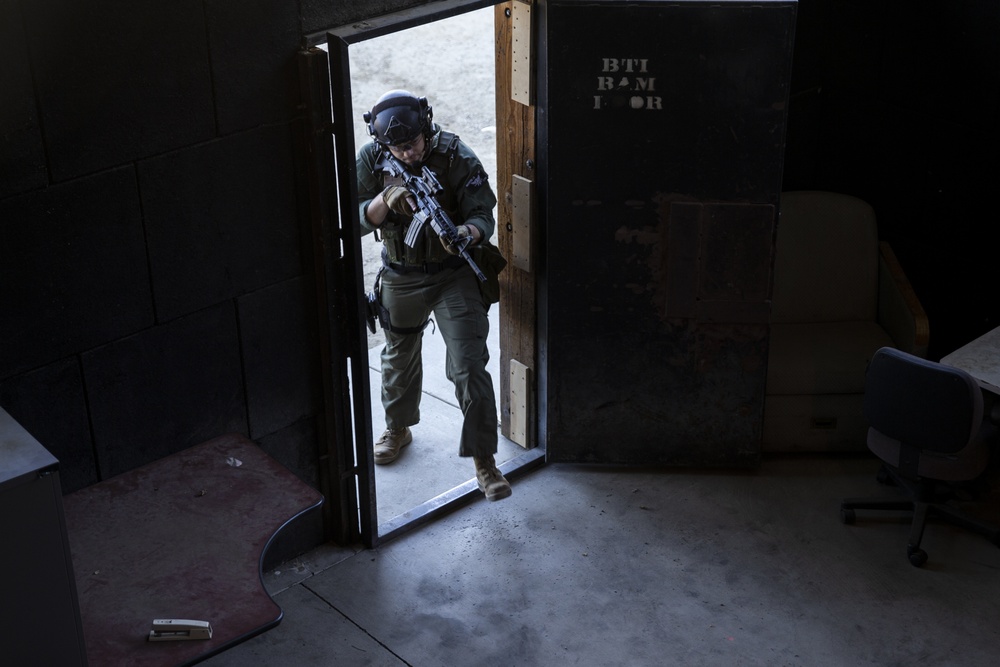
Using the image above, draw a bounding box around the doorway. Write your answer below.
[348,9,526,530]
[314,2,544,545]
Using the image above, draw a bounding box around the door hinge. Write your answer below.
[510,359,533,448]
[511,174,534,273]
[511,0,533,106]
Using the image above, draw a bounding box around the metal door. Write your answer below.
[297,45,377,546]
[538,0,797,466]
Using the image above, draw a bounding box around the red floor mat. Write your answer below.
[64,434,323,667]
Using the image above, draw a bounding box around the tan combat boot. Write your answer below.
[474,455,512,501]
[374,427,412,465]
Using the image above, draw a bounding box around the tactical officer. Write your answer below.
[356,89,511,502]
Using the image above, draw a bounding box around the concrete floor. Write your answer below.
[201,311,1000,667]
[201,453,1000,667]
[204,297,1000,667]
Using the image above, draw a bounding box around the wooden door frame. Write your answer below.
[494,1,539,448]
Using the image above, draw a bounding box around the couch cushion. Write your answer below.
[766,321,895,395]
[771,191,880,323]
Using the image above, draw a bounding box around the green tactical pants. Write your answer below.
[378,265,498,458]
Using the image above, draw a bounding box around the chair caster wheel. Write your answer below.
[907,547,928,567]
[840,508,856,524]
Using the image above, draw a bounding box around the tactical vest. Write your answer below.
[378,131,461,266]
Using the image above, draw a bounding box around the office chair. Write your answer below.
[840,347,1000,567]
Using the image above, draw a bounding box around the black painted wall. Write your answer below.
[782,0,1000,360]
[0,0,341,496]
[1,0,998,536]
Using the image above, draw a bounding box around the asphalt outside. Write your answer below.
[347,7,500,353]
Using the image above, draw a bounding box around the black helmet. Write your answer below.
[363,90,433,147]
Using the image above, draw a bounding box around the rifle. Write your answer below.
[380,152,487,282]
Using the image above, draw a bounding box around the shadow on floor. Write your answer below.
[203,453,1000,666]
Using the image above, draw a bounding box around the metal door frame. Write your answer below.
[297,46,377,547]
[300,0,544,548]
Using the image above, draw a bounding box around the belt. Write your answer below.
[386,256,465,274]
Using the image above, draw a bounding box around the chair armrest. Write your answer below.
[877,241,930,357]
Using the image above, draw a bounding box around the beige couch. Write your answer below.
[763,191,930,452]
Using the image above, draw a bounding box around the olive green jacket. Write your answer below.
[356,124,497,265]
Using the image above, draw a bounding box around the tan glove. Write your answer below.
[382,186,414,215]
[440,225,473,255]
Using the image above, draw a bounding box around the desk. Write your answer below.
[1,408,87,666]
[941,326,1000,395]
[941,326,1000,425]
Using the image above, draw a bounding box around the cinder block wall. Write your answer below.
[0,0,403,497]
